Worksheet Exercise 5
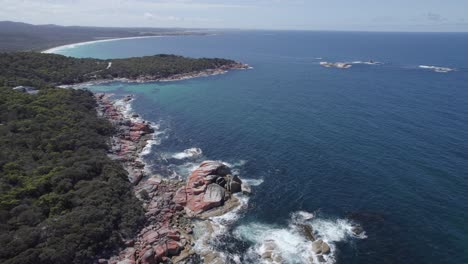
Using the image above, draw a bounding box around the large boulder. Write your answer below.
[203,184,225,204]
[140,248,155,264]
[183,161,231,214]
[177,161,247,215]
[195,161,231,177]
[227,175,242,193]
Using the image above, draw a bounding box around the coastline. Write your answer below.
[42,36,168,54]
[59,62,251,89]
[41,32,217,54]
[95,93,251,264]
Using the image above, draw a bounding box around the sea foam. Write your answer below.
[172,147,203,159]
[419,65,455,73]
[233,211,366,264]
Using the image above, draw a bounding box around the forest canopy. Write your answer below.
[0,50,239,263]
[0,52,237,88]
[0,87,145,263]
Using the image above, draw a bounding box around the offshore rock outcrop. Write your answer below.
[96,94,250,264]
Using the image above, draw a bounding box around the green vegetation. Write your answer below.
[0,52,236,88]
[0,87,145,263]
[0,51,237,263]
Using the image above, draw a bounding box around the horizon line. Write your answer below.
[2,20,468,34]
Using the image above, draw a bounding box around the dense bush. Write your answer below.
[0,51,237,263]
[0,87,145,263]
[0,52,236,88]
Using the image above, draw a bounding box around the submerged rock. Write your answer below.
[298,224,315,241]
[351,225,364,236]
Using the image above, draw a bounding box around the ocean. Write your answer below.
[52,30,468,263]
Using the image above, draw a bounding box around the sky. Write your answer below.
[1,0,468,32]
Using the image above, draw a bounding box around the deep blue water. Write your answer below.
[55,31,468,263]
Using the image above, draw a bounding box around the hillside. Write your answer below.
[0,21,204,52]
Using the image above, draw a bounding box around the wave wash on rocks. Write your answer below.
[96,93,251,264]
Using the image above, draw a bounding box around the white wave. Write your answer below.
[193,194,250,262]
[233,212,366,264]
[310,218,367,241]
[243,178,264,187]
[112,97,136,121]
[352,60,382,65]
[419,65,455,73]
[235,222,312,264]
[171,161,200,178]
[172,147,203,160]
[222,159,247,168]
[291,211,315,222]
[222,159,248,175]
[42,36,165,54]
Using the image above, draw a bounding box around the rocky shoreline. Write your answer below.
[95,93,250,264]
[61,62,250,89]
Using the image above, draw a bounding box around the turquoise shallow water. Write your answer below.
[55,31,468,263]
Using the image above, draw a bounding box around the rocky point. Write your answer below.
[96,93,251,264]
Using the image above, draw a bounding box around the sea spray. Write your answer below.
[171,147,203,159]
[233,211,366,264]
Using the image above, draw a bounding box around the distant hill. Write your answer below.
[0,21,203,52]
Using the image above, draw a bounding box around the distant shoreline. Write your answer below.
[41,35,166,54]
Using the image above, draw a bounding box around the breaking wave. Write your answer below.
[192,194,251,263]
[233,211,366,264]
[171,147,203,159]
[352,60,383,65]
[419,65,456,73]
